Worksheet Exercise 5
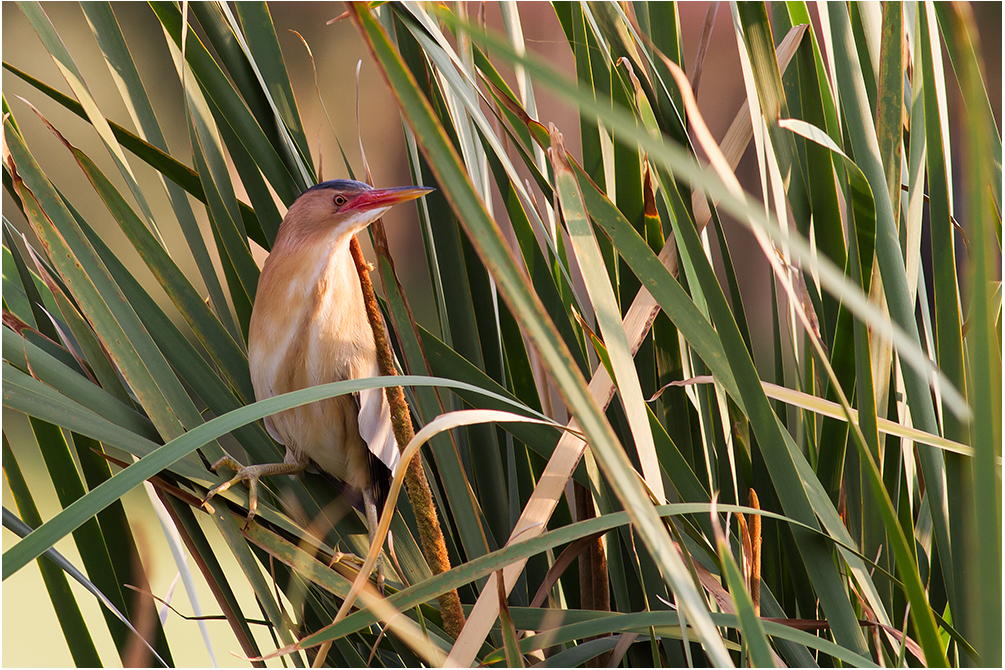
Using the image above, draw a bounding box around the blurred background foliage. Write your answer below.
[2,1,1001,667]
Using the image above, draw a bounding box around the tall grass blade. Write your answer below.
[551,127,664,503]
[956,5,1003,665]
[33,110,254,402]
[79,1,237,337]
[2,438,102,667]
[5,117,211,443]
[149,1,302,204]
[346,8,732,665]
[16,1,164,243]
[825,5,958,633]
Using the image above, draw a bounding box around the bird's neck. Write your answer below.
[258,227,361,314]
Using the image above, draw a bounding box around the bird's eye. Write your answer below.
[333,195,348,207]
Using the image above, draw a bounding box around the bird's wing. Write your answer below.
[366,449,392,518]
[262,414,286,446]
[357,384,401,475]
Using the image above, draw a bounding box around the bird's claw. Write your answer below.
[203,457,263,527]
[328,551,385,594]
[328,551,366,569]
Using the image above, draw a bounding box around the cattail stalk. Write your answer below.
[350,234,466,639]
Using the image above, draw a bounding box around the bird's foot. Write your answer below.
[328,551,386,594]
[328,550,366,569]
[203,457,302,528]
[376,555,385,595]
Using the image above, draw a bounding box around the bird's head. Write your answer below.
[278,179,434,244]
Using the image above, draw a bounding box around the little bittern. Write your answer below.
[204,179,433,572]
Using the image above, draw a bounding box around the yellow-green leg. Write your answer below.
[362,486,385,593]
[204,456,386,590]
[203,456,306,525]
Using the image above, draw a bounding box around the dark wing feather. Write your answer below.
[367,449,392,518]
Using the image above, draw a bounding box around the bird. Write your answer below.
[203,178,433,576]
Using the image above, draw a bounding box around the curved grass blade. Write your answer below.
[505,609,876,668]
[1,363,207,483]
[2,374,554,579]
[301,500,888,658]
[347,8,733,665]
[536,637,619,668]
[328,406,577,628]
[417,324,582,477]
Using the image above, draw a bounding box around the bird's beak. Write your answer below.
[344,185,435,213]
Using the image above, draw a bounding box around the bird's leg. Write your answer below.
[327,549,366,570]
[203,456,307,526]
[361,486,385,594]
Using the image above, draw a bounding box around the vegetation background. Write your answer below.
[2,1,1001,667]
